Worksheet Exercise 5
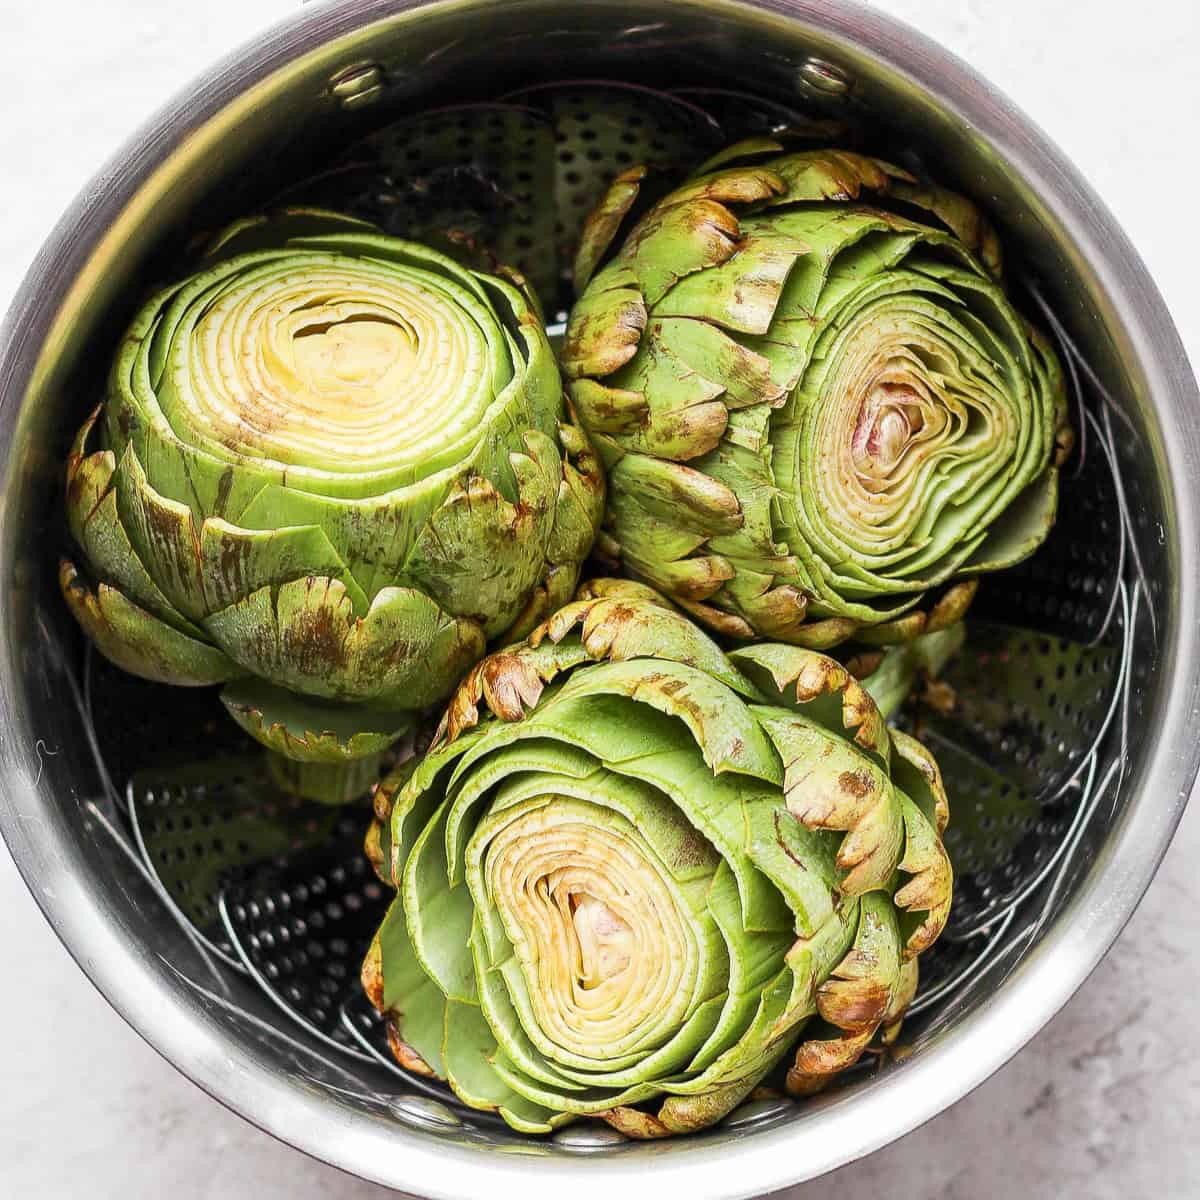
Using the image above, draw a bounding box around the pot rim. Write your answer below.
[1,2,1196,1196]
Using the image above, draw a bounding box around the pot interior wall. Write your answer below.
[0,0,1172,1177]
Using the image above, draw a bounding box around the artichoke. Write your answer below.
[562,143,1072,648]
[362,580,951,1136]
[61,209,604,772]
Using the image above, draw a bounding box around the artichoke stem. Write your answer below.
[266,750,383,806]
[861,622,966,721]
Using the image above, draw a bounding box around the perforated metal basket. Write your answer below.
[0,3,1196,1198]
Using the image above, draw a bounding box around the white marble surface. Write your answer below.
[2,1,1198,1196]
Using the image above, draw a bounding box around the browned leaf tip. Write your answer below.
[787,653,886,757]
[599,1107,672,1140]
[786,1026,875,1098]
[433,649,547,747]
[361,937,385,1013]
[815,971,891,1033]
[843,650,885,680]
[385,1020,437,1078]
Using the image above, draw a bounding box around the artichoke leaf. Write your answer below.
[786,892,902,1096]
[730,643,889,764]
[220,676,414,763]
[59,559,243,687]
[205,577,485,710]
[573,164,648,292]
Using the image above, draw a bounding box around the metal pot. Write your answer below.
[0,2,1195,1196]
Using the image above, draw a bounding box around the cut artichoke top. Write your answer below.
[168,254,506,484]
[61,209,605,764]
[363,580,953,1137]
[562,144,1073,650]
[109,211,559,565]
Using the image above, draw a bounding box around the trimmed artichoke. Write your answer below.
[563,143,1072,648]
[61,209,604,767]
[362,580,951,1136]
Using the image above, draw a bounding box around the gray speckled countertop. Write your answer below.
[3,2,1198,1196]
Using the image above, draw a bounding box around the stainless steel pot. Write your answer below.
[1,2,1195,1197]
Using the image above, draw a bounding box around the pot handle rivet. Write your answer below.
[330,61,386,110]
[797,55,853,97]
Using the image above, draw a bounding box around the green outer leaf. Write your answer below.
[443,997,567,1132]
[203,577,486,710]
[59,560,242,686]
[221,676,415,763]
[374,898,449,1076]
[552,658,781,781]
[786,891,901,1095]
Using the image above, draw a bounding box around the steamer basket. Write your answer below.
[0,3,1196,1197]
